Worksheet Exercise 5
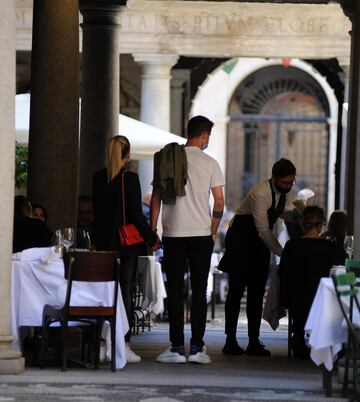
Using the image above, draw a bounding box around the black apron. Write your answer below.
[219,180,286,273]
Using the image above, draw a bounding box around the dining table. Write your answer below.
[11,247,130,370]
[305,276,349,372]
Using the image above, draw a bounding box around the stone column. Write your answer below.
[79,2,123,195]
[171,69,190,136]
[341,2,360,257]
[338,60,350,210]
[27,0,79,230]
[133,53,179,194]
[0,0,24,373]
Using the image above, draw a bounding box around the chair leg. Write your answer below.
[322,365,332,397]
[94,322,102,370]
[110,319,116,372]
[352,354,360,398]
[80,327,87,363]
[32,327,40,365]
[343,354,350,396]
[60,322,67,372]
[39,325,49,369]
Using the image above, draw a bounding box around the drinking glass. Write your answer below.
[62,227,75,251]
[52,229,64,255]
[344,235,355,261]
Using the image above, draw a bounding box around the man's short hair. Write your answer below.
[187,115,214,139]
[272,158,296,179]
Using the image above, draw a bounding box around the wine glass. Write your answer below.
[344,235,354,261]
[52,229,64,255]
[62,227,75,252]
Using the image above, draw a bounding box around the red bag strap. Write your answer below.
[121,171,127,225]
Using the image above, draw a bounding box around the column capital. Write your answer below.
[133,53,179,68]
[133,53,179,80]
[80,1,124,26]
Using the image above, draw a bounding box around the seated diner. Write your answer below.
[278,205,335,359]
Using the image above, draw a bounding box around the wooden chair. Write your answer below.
[40,250,120,372]
[333,272,360,400]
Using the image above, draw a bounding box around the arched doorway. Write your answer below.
[226,65,330,211]
[190,58,338,214]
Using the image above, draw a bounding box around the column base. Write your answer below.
[0,335,25,374]
[0,357,25,374]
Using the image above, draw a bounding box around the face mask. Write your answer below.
[274,183,291,194]
[201,143,208,151]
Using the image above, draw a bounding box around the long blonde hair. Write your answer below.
[106,135,130,182]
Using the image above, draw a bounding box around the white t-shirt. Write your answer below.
[162,146,225,237]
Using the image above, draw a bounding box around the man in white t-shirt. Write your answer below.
[151,115,225,364]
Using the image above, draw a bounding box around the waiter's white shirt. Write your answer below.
[233,179,294,256]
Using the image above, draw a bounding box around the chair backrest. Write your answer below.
[345,258,360,269]
[62,251,120,311]
[333,272,360,342]
[333,272,357,296]
[63,251,120,282]
[346,259,360,278]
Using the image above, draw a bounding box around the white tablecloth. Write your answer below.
[11,247,129,370]
[137,256,167,315]
[305,277,347,371]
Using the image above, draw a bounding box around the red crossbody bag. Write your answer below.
[118,172,144,247]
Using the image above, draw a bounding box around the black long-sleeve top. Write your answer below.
[92,168,157,256]
[278,237,335,311]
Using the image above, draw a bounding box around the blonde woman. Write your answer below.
[92,135,159,363]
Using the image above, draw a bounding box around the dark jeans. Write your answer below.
[162,236,214,347]
[119,255,138,343]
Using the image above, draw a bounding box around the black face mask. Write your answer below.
[274,183,291,194]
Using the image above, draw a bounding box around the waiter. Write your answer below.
[219,158,297,356]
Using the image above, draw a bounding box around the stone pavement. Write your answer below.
[0,307,348,402]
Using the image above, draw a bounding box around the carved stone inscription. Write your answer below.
[15,8,32,29]
[120,12,349,37]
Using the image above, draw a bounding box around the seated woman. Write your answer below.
[32,203,53,243]
[13,196,52,252]
[278,206,335,359]
[321,210,347,265]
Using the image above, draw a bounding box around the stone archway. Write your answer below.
[190,58,338,213]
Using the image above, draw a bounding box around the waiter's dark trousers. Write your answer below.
[225,260,269,341]
[163,236,214,348]
[223,215,270,342]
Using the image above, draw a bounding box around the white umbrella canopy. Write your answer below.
[15,94,186,159]
[118,114,185,160]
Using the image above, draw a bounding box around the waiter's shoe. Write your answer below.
[245,340,271,357]
[222,341,244,355]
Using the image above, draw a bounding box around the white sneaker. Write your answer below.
[188,345,211,364]
[156,346,187,363]
[126,347,141,363]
